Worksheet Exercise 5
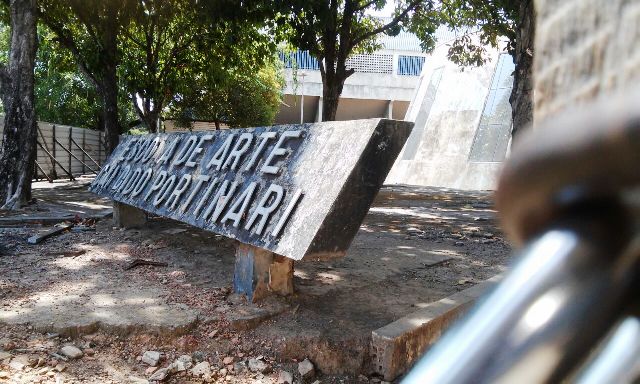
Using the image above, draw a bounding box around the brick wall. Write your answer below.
[534,0,640,120]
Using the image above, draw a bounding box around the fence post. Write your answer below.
[82,129,86,174]
[68,128,72,178]
[52,124,56,173]
[98,133,102,166]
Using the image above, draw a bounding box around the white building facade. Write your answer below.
[274,29,447,124]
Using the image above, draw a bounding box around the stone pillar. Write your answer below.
[392,53,399,77]
[534,0,640,121]
[387,100,394,119]
[233,242,294,302]
[315,97,323,122]
[113,202,148,229]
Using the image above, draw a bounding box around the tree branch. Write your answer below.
[355,0,378,13]
[39,13,101,90]
[351,0,422,48]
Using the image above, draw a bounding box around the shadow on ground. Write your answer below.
[0,181,512,383]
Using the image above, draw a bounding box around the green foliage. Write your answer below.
[0,22,135,129]
[169,58,283,129]
[120,0,283,131]
[411,0,517,67]
[276,0,426,63]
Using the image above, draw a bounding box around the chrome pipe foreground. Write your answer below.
[575,316,640,384]
[402,205,640,384]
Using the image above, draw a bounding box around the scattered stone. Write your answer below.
[128,376,149,384]
[168,355,193,373]
[60,345,83,359]
[145,366,158,375]
[54,364,67,372]
[358,374,369,382]
[233,361,246,373]
[219,368,227,376]
[9,355,29,371]
[1,340,15,351]
[37,367,50,375]
[277,370,294,384]
[148,367,169,382]
[27,356,39,367]
[142,351,161,367]
[248,358,271,374]
[36,357,46,367]
[84,348,95,356]
[0,371,8,379]
[190,361,211,377]
[298,358,315,381]
[192,351,205,363]
[222,356,234,365]
[0,351,11,361]
[208,330,219,338]
[454,241,465,246]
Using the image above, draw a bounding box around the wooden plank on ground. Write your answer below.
[27,223,74,244]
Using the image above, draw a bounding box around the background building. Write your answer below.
[274,28,456,124]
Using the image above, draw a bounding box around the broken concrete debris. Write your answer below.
[298,358,316,381]
[141,350,160,366]
[59,345,83,359]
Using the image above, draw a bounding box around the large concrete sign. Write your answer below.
[90,119,412,260]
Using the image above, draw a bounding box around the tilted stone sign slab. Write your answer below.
[90,119,413,260]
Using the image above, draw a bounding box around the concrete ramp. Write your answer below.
[387,45,514,190]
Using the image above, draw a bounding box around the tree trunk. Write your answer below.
[509,0,535,139]
[99,23,120,155]
[320,61,350,121]
[322,78,344,121]
[101,71,120,154]
[0,0,38,210]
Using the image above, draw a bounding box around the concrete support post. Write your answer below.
[387,100,394,119]
[113,202,148,229]
[392,53,399,77]
[233,242,294,302]
[316,97,323,122]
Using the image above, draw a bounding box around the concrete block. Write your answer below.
[371,276,501,381]
[91,119,413,261]
[113,202,147,229]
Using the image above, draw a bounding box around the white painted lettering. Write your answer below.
[206,134,234,171]
[165,174,192,210]
[186,134,213,167]
[245,183,284,235]
[221,182,257,228]
[172,135,198,166]
[222,133,253,171]
[261,130,303,174]
[244,131,276,172]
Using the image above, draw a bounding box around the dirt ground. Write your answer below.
[0,179,512,383]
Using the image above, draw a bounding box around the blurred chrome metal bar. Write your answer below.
[576,316,640,384]
[402,202,640,384]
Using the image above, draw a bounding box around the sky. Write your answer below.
[367,2,395,17]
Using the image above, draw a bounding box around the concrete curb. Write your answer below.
[371,275,502,381]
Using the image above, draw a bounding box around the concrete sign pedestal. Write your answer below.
[93,119,412,300]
